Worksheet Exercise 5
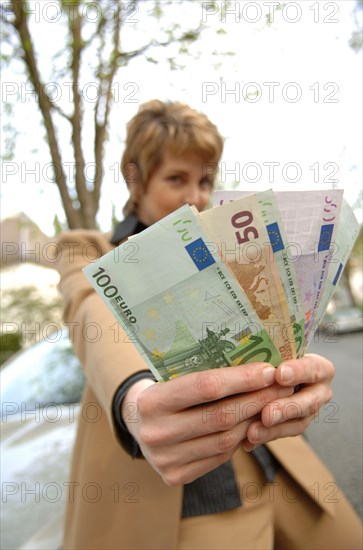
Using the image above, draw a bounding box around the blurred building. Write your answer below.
[1,211,60,289]
[0,213,62,337]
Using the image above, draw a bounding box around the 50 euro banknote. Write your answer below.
[83,205,281,382]
[254,190,305,357]
[212,191,304,356]
[199,193,296,361]
[213,189,345,348]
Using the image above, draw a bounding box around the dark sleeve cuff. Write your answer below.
[112,371,157,459]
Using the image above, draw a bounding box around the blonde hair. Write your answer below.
[121,100,224,215]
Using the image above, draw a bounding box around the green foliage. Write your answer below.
[352,226,363,259]
[1,104,19,161]
[338,226,363,308]
[151,1,164,20]
[111,202,118,228]
[53,214,65,235]
[350,0,363,51]
[349,30,363,52]
[1,285,64,351]
[0,332,22,366]
[265,2,284,26]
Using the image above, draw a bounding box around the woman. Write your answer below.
[57,100,362,549]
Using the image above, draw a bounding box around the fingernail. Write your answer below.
[263,367,276,386]
[272,408,282,424]
[243,444,259,453]
[281,365,294,383]
[254,425,268,442]
[278,386,294,397]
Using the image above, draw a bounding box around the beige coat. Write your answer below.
[57,230,339,550]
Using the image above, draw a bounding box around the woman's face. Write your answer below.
[135,150,214,226]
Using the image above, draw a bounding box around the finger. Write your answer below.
[275,353,335,387]
[153,419,253,471]
[143,385,293,445]
[244,416,314,448]
[139,363,277,414]
[152,421,252,486]
[260,383,332,427]
[157,450,240,487]
[241,438,255,453]
[180,384,294,440]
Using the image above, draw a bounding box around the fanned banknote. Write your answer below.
[213,189,345,346]
[254,190,305,357]
[272,190,343,349]
[199,193,296,361]
[83,205,281,381]
[214,190,305,356]
[305,198,360,347]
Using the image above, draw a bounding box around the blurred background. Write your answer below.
[1,1,362,548]
[1,0,362,357]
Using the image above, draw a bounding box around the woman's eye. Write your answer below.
[168,175,183,184]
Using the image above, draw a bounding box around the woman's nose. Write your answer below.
[184,184,202,208]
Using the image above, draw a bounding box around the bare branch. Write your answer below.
[116,24,204,65]
[5,0,207,229]
[50,98,72,122]
[67,1,94,227]
[9,0,81,229]
[92,3,122,209]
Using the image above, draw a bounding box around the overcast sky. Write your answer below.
[1,0,362,233]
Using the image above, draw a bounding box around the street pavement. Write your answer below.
[305,330,363,519]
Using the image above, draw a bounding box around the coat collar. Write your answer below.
[110,214,148,246]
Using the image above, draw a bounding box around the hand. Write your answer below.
[242,353,335,451]
[121,364,293,486]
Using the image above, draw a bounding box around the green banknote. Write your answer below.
[83,205,281,382]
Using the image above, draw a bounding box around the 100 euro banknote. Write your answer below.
[83,205,281,382]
